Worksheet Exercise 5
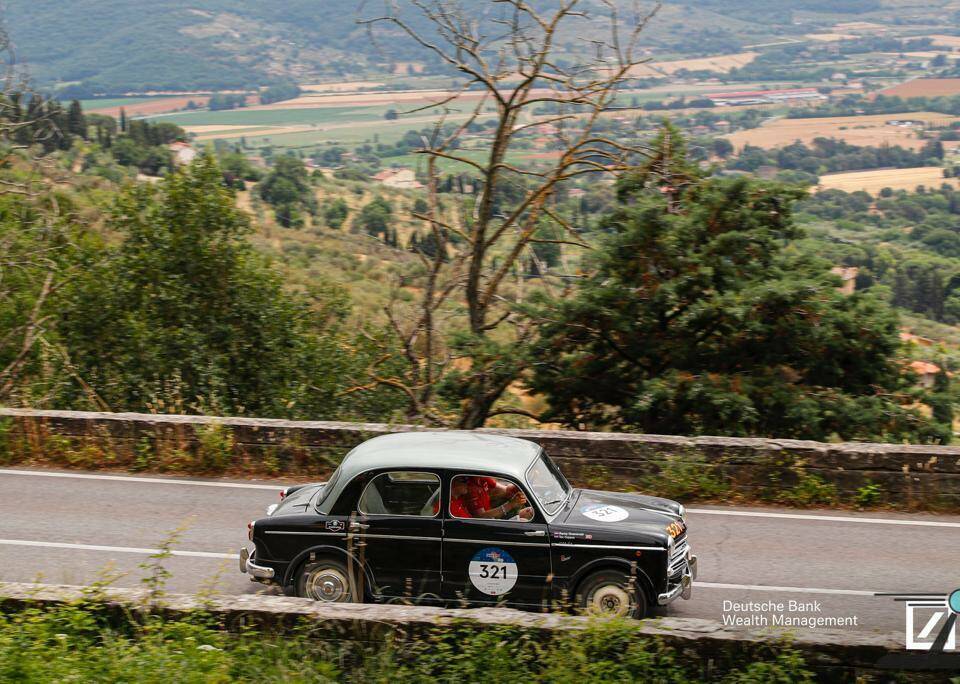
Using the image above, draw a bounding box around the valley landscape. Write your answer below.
[0,2,959,679]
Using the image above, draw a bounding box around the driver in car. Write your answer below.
[450,475,533,520]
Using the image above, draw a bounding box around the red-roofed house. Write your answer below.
[372,168,422,189]
[908,360,941,388]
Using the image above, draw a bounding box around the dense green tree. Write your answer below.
[323,197,350,229]
[208,93,247,111]
[259,156,316,228]
[358,196,393,239]
[930,364,954,429]
[66,100,86,139]
[218,152,262,189]
[528,131,943,442]
[259,83,301,105]
[56,155,399,419]
[712,137,734,159]
[111,137,172,175]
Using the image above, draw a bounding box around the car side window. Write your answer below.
[449,474,535,521]
[358,471,441,517]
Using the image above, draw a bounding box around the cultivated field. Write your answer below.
[805,33,857,42]
[301,81,388,92]
[878,78,960,98]
[166,105,488,151]
[724,112,957,151]
[627,51,758,78]
[87,96,213,118]
[930,35,960,49]
[252,87,558,110]
[817,167,957,194]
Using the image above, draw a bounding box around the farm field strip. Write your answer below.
[724,111,958,151]
[817,166,958,193]
[87,95,215,118]
[930,34,960,48]
[626,51,759,78]
[878,77,960,98]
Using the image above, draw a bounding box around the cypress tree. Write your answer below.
[67,100,86,139]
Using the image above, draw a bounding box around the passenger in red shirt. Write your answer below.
[450,475,530,519]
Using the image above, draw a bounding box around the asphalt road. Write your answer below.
[1,467,957,639]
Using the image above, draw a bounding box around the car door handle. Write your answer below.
[524,530,546,537]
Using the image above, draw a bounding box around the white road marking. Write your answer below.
[0,539,238,559]
[696,581,878,597]
[0,468,281,490]
[687,508,960,529]
[3,468,957,529]
[1,537,883,596]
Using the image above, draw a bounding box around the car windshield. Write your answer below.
[525,451,570,516]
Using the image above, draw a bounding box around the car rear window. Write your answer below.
[359,471,441,517]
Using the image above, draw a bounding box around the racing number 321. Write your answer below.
[478,563,508,579]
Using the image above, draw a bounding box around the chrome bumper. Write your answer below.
[658,554,697,605]
[239,547,275,579]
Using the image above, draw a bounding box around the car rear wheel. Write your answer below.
[576,569,649,618]
[296,558,355,603]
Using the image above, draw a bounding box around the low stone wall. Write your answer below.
[0,582,949,681]
[2,408,960,507]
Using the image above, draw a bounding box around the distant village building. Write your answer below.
[830,265,859,295]
[708,88,825,107]
[372,167,423,189]
[908,360,942,389]
[168,142,198,166]
[900,330,935,348]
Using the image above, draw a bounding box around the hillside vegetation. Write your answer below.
[6,0,948,94]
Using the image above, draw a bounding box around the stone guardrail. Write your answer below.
[1,408,960,506]
[0,582,951,681]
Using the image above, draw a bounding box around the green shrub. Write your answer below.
[0,605,814,683]
[132,437,156,472]
[195,423,234,472]
[780,472,838,506]
[644,455,729,500]
[0,418,13,464]
[854,482,884,508]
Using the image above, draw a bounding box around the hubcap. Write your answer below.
[590,583,632,616]
[308,568,349,602]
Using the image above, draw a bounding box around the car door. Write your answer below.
[441,473,552,608]
[354,470,443,602]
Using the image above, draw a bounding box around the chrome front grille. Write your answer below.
[668,537,689,576]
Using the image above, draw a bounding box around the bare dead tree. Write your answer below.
[359,0,658,427]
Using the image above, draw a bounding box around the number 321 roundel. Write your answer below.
[469,547,518,595]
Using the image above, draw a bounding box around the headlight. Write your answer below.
[677,504,686,522]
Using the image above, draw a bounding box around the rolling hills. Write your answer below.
[2,0,926,96]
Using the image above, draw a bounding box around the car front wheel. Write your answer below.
[296,558,355,603]
[576,569,649,618]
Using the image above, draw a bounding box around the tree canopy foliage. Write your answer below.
[528,129,946,442]
[55,155,401,419]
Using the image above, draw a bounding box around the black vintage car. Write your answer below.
[240,432,696,617]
